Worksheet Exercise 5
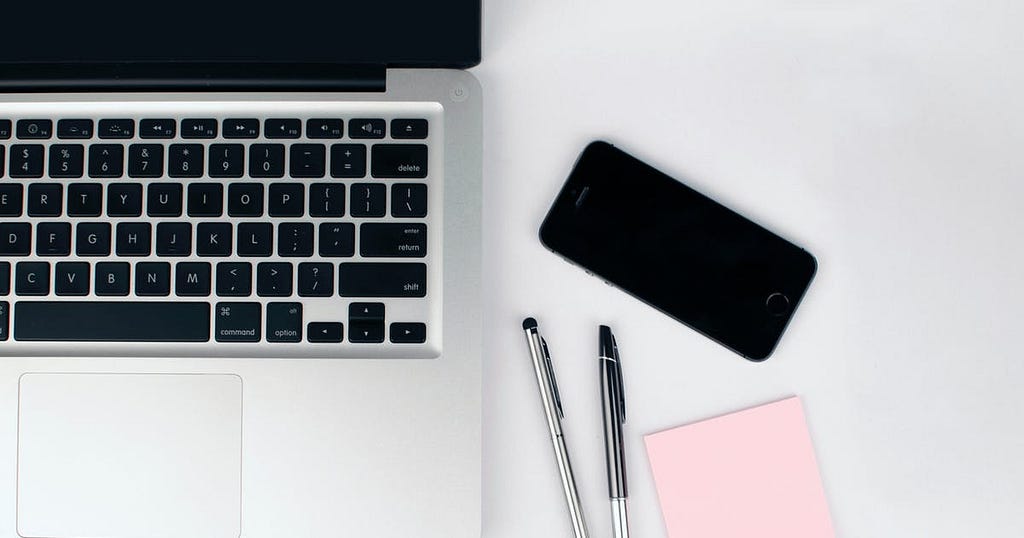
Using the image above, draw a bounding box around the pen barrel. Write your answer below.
[552,434,589,538]
[610,497,630,538]
[600,359,628,498]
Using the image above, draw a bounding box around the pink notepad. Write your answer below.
[644,397,835,538]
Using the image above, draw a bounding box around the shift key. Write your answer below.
[371,144,427,178]
[339,263,426,297]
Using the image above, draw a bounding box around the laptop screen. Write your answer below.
[1,1,481,68]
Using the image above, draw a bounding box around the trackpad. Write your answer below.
[17,373,242,538]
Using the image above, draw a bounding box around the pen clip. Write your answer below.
[611,333,626,424]
[541,337,565,419]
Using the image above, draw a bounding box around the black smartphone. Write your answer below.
[539,141,817,361]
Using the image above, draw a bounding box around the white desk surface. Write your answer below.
[473,1,1024,536]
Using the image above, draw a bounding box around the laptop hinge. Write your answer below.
[0,63,387,93]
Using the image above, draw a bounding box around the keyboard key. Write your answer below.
[98,119,135,139]
[107,183,143,216]
[128,144,165,178]
[0,223,31,256]
[267,302,302,342]
[0,301,6,341]
[156,222,192,257]
[136,262,171,296]
[116,222,152,256]
[307,322,343,343]
[15,262,50,296]
[0,262,8,295]
[36,222,71,256]
[307,118,343,139]
[349,118,385,139]
[10,145,44,178]
[268,183,304,217]
[0,184,24,216]
[265,119,301,139]
[182,118,218,139]
[330,144,366,178]
[16,120,52,140]
[76,223,111,256]
[309,183,345,217]
[67,183,102,217]
[187,183,224,217]
[175,262,211,297]
[290,144,326,178]
[95,262,130,296]
[89,144,125,178]
[228,183,264,217]
[250,144,285,178]
[391,184,428,218]
[49,144,85,178]
[147,183,183,217]
[196,222,232,256]
[237,223,273,257]
[339,263,426,297]
[216,262,252,297]
[360,223,427,258]
[391,119,428,139]
[140,119,176,139]
[297,262,333,297]
[349,302,384,343]
[55,262,90,296]
[371,144,427,178]
[214,302,261,342]
[317,223,355,257]
[27,184,62,217]
[57,119,94,139]
[390,322,427,343]
[257,262,292,297]
[0,146,4,177]
[210,144,244,178]
[223,118,259,139]
[15,301,209,342]
[350,183,385,217]
[278,222,313,257]
[0,119,11,139]
[168,144,204,178]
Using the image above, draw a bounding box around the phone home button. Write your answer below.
[765,292,790,317]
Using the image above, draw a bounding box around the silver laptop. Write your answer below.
[0,2,482,537]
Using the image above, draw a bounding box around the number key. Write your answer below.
[128,144,165,178]
[210,144,244,178]
[48,144,84,178]
[10,145,44,178]
[169,144,204,178]
[88,144,124,178]
[250,144,285,178]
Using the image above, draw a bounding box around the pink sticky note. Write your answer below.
[644,397,835,538]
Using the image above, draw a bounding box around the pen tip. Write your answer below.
[522,317,538,330]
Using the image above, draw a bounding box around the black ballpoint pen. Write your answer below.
[600,325,630,538]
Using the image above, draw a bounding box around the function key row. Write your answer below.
[0,118,428,141]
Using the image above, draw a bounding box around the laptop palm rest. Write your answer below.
[17,373,242,538]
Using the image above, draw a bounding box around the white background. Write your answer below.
[473,1,1024,536]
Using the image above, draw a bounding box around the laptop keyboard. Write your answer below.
[0,102,442,358]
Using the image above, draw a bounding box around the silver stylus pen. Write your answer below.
[523,318,589,538]
[600,325,630,538]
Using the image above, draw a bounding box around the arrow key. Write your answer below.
[349,302,384,343]
[390,323,426,344]
[307,322,343,343]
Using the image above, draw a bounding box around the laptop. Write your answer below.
[0,2,482,537]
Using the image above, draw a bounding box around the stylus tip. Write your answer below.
[522,317,538,330]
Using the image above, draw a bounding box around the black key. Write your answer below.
[16,120,52,140]
[27,183,62,217]
[290,144,326,178]
[390,322,427,343]
[265,119,301,139]
[307,322,343,343]
[318,223,355,257]
[349,302,384,343]
[237,223,273,257]
[0,301,6,341]
[0,119,11,139]
[371,144,428,178]
[107,183,143,216]
[35,222,71,256]
[349,118,385,139]
[350,302,384,320]
[298,262,333,297]
[223,119,259,139]
[360,223,427,258]
[57,119,94,140]
[0,184,23,216]
[196,222,232,256]
[67,183,102,217]
[116,222,152,256]
[98,119,135,139]
[95,262,130,296]
[0,262,8,295]
[0,146,4,177]
[268,183,304,217]
[140,119,176,139]
[216,262,252,297]
[15,301,210,342]
[391,119,428,139]
[10,145,44,178]
[187,183,224,217]
[267,302,302,342]
[16,262,50,296]
[175,262,211,297]
[209,144,244,178]
[182,118,217,139]
[309,183,345,217]
[330,144,367,178]
[250,144,285,178]
[214,302,261,342]
[76,223,111,256]
[55,262,90,296]
[391,184,428,218]
[227,183,264,217]
[339,263,426,297]
[89,144,125,178]
[147,183,183,217]
[168,144,204,178]
[350,183,385,217]
[49,144,85,178]
[257,262,292,297]
[156,222,192,257]
[277,222,313,257]
[128,144,164,178]
[136,262,171,296]
[307,118,343,139]
[0,223,31,256]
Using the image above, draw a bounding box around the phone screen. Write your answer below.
[539,142,816,360]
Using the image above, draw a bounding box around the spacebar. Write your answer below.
[15,302,210,342]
